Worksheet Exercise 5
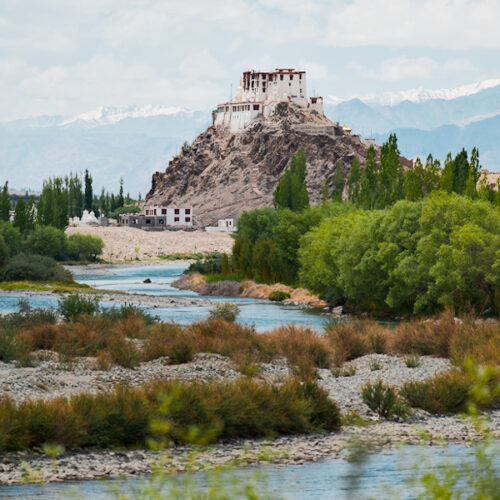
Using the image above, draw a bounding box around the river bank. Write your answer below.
[172,273,329,310]
[1,349,494,486]
[1,408,498,485]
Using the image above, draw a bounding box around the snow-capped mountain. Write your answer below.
[0,79,498,196]
[326,78,500,106]
[60,105,195,128]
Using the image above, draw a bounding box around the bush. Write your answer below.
[57,294,101,321]
[0,254,73,282]
[0,222,21,257]
[208,303,240,322]
[100,303,158,327]
[0,235,8,269]
[25,225,67,259]
[0,378,341,451]
[361,380,398,418]
[269,291,291,302]
[400,370,470,414]
[186,253,224,275]
[66,234,104,261]
[0,300,57,330]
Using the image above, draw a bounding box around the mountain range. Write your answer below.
[0,80,499,195]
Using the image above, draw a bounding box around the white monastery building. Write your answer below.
[214,68,324,133]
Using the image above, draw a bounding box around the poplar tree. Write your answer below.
[347,157,361,203]
[0,182,11,222]
[273,149,309,212]
[403,158,424,201]
[439,154,455,193]
[84,170,93,211]
[379,133,403,206]
[359,145,378,209]
[321,178,329,202]
[452,148,469,194]
[423,154,441,194]
[331,161,345,202]
[465,147,481,198]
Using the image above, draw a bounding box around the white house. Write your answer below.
[214,68,324,133]
[119,205,193,229]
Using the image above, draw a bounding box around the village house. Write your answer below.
[213,68,324,133]
[119,206,193,229]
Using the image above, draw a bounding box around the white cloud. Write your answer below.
[350,56,476,82]
[299,60,329,80]
[179,50,227,79]
[325,0,500,49]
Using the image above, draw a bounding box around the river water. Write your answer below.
[0,444,496,499]
[0,263,495,498]
[0,262,329,332]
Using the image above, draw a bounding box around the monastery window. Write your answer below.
[145,219,151,224]
[174,217,179,222]
[262,74,266,80]
[253,104,259,110]
[185,217,191,223]
[262,87,266,93]
[280,74,284,80]
[299,74,302,80]
[162,209,167,214]
[159,219,164,225]
[185,208,191,214]
[174,209,180,215]
[290,75,293,80]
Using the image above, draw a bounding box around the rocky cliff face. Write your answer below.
[146,102,379,227]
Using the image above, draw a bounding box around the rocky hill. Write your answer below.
[146,102,384,227]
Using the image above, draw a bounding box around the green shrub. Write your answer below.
[66,234,104,261]
[0,300,57,330]
[208,303,240,322]
[186,253,224,275]
[269,290,291,302]
[0,254,72,282]
[361,380,397,418]
[0,222,21,257]
[0,235,8,269]
[400,370,470,414]
[100,303,158,326]
[168,340,194,364]
[57,294,101,321]
[405,356,422,368]
[0,378,341,451]
[25,225,67,259]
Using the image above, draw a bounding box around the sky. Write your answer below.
[1,0,500,121]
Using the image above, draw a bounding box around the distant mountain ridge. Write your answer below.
[0,80,498,195]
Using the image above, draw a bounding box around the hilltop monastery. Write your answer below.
[214,68,324,133]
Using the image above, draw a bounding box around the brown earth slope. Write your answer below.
[146,102,403,227]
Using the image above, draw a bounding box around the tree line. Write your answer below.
[0,171,139,232]
[230,137,500,316]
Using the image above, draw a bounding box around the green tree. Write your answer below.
[359,145,378,209]
[331,161,345,202]
[26,225,67,259]
[321,178,329,203]
[252,239,279,283]
[465,147,481,199]
[13,198,31,234]
[0,222,21,257]
[452,148,469,194]
[403,158,424,201]
[232,236,253,279]
[347,157,361,203]
[273,149,309,212]
[439,153,455,193]
[37,178,69,229]
[118,177,124,208]
[0,235,8,269]
[221,253,230,275]
[423,154,441,195]
[0,182,11,222]
[84,170,93,211]
[379,133,403,206]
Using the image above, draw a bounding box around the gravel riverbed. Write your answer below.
[1,352,497,485]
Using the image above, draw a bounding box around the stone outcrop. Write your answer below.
[146,102,385,227]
